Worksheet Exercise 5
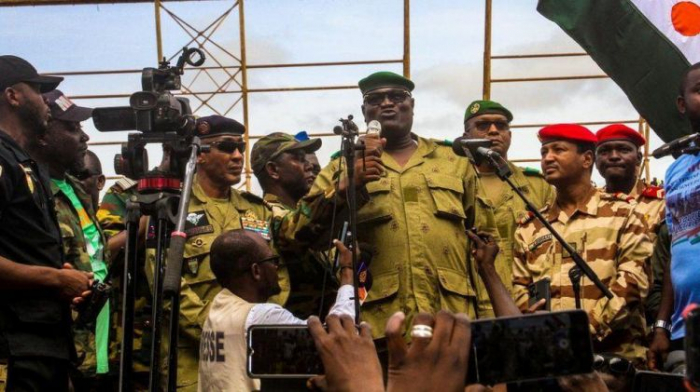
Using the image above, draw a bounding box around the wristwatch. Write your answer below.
[654,320,671,334]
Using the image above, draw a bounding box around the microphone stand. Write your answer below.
[333,115,362,322]
[464,146,613,307]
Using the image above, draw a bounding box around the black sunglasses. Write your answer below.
[470,120,510,133]
[211,140,246,154]
[363,90,412,106]
[592,354,634,376]
[257,255,281,267]
[72,169,102,181]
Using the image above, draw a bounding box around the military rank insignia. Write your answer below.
[19,164,35,194]
[241,211,270,241]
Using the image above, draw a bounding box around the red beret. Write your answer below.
[596,124,646,147]
[538,124,597,145]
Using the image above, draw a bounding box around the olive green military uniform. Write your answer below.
[264,193,338,318]
[276,135,493,339]
[145,176,271,391]
[471,163,554,317]
[513,189,652,364]
[51,176,111,376]
[96,177,153,382]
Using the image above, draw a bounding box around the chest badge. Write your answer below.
[186,213,204,225]
[241,212,271,241]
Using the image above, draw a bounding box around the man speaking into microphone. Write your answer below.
[276,71,496,343]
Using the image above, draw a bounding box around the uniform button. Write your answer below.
[432,167,439,173]
[391,222,399,231]
[443,246,450,256]
[424,267,433,276]
[421,224,430,233]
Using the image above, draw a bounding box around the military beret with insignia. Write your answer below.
[464,99,513,123]
[596,124,646,147]
[358,71,415,95]
[538,124,597,145]
[251,132,322,175]
[195,115,245,138]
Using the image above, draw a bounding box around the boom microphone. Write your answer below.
[652,133,700,159]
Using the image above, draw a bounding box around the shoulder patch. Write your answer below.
[602,192,634,204]
[641,185,665,199]
[330,150,342,160]
[114,177,138,192]
[518,211,536,226]
[523,167,544,177]
[433,138,453,147]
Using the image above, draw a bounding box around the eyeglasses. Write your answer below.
[469,120,510,133]
[257,255,281,267]
[592,354,634,376]
[72,169,102,181]
[363,90,412,106]
[211,140,246,154]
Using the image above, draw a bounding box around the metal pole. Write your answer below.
[482,0,492,100]
[403,0,410,78]
[154,0,163,62]
[238,0,252,191]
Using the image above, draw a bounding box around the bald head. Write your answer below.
[210,229,270,285]
[84,150,102,175]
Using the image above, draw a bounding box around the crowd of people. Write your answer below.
[0,53,699,392]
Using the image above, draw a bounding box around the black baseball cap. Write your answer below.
[43,90,92,122]
[0,55,63,93]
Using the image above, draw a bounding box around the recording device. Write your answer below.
[366,120,381,135]
[527,278,551,311]
[247,310,593,383]
[651,132,700,159]
[332,221,349,270]
[687,304,700,390]
[92,47,206,180]
[632,371,685,392]
[466,309,593,385]
[75,280,113,328]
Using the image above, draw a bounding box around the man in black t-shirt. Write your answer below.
[0,55,92,392]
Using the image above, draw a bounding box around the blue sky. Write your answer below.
[1,0,675,192]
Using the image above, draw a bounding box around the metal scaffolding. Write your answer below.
[481,0,653,181]
[1,0,411,189]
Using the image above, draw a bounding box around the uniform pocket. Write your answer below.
[182,233,217,284]
[425,174,466,221]
[437,267,475,314]
[363,270,400,304]
[358,179,393,225]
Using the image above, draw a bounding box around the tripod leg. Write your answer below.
[118,203,140,392]
[149,218,169,392]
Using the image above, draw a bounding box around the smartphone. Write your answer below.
[687,305,700,389]
[632,371,685,392]
[527,278,551,311]
[466,309,593,385]
[247,324,324,378]
[333,221,349,270]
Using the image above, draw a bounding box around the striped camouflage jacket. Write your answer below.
[512,188,652,364]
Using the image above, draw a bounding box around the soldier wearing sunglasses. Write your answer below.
[462,100,554,318]
[145,115,271,391]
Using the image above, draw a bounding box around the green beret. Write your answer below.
[464,100,513,123]
[358,71,415,95]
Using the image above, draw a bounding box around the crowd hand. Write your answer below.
[466,230,499,272]
[386,311,471,392]
[307,314,384,392]
[58,263,93,305]
[647,329,671,370]
[358,133,386,158]
[557,372,609,392]
[524,298,547,314]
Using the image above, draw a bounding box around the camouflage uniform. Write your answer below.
[605,180,666,242]
[145,176,270,391]
[276,135,493,339]
[96,177,153,378]
[512,188,652,364]
[51,175,110,376]
[471,163,554,317]
[264,193,338,319]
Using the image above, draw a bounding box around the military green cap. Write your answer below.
[251,132,322,175]
[358,71,415,95]
[464,100,513,123]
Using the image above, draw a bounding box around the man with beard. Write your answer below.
[145,115,271,391]
[512,124,652,365]
[197,229,356,392]
[250,132,330,318]
[277,71,494,341]
[593,124,668,327]
[462,100,554,317]
[30,89,113,389]
[0,56,92,391]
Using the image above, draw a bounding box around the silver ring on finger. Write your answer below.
[410,324,433,339]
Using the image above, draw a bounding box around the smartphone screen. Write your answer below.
[632,371,685,392]
[467,310,593,385]
[247,325,323,378]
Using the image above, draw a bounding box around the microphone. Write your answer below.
[451,137,493,162]
[366,120,381,135]
[652,133,700,159]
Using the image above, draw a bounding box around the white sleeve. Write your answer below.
[327,285,356,322]
[245,303,307,331]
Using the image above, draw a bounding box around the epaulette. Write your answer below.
[522,167,544,177]
[602,192,635,204]
[641,185,665,199]
[517,211,536,226]
[433,138,453,147]
[330,150,342,160]
[239,190,266,205]
[113,177,138,193]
